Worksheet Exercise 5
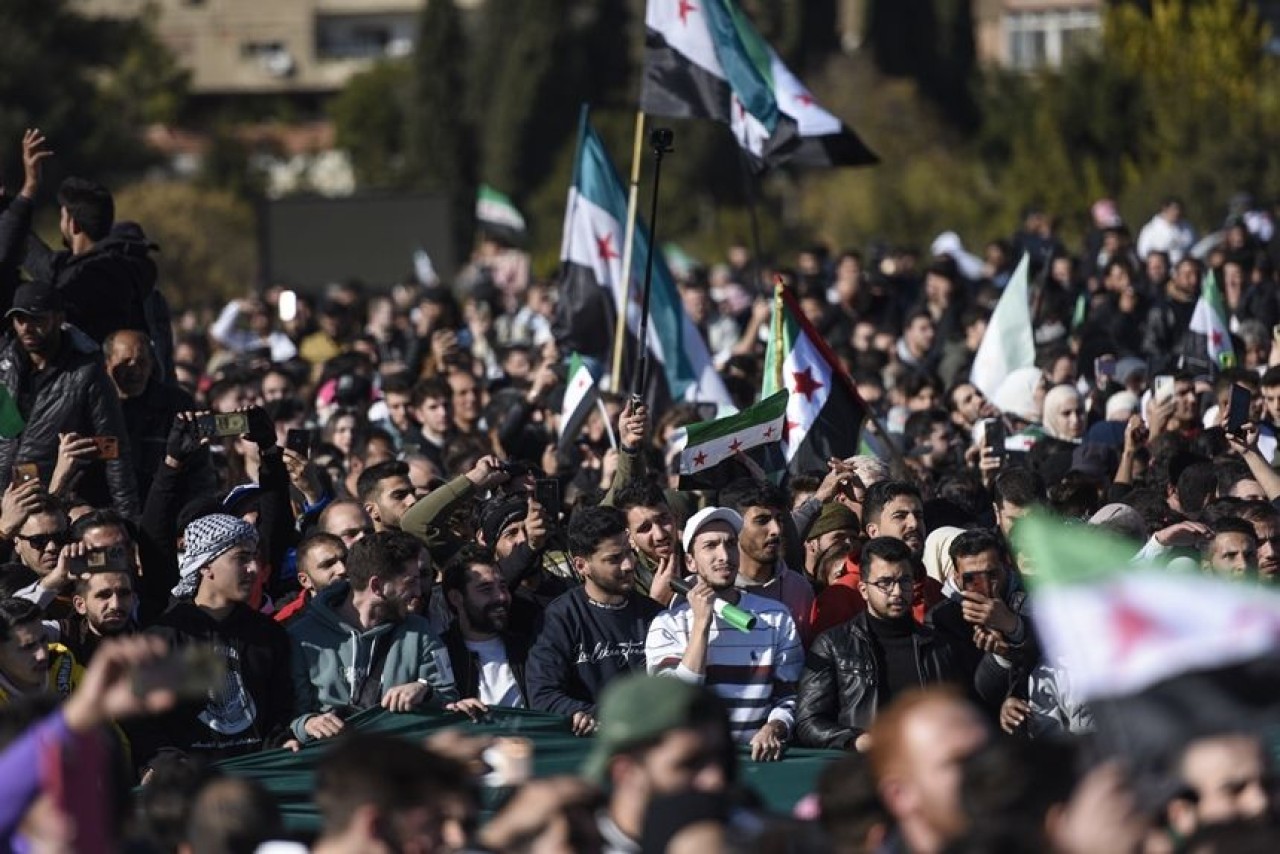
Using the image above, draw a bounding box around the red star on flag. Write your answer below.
[595,232,619,263]
[1210,329,1224,348]
[795,92,815,107]
[728,438,744,453]
[763,425,775,439]
[1112,601,1164,662]
[677,0,697,25]
[692,450,707,467]
[785,419,798,434]
[574,376,589,391]
[735,98,747,121]
[791,367,824,402]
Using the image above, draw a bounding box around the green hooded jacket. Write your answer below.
[286,581,459,742]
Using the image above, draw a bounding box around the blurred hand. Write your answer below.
[599,448,620,489]
[430,329,459,367]
[165,412,205,467]
[1050,763,1148,854]
[619,400,648,449]
[42,541,84,593]
[525,498,549,551]
[243,406,276,448]
[20,128,52,199]
[465,455,509,490]
[1153,520,1210,548]
[1122,414,1147,455]
[960,591,1018,634]
[282,448,322,506]
[50,432,97,497]
[62,635,179,733]
[973,626,1011,656]
[570,711,596,737]
[303,712,346,741]
[687,579,716,632]
[479,777,602,853]
[0,478,43,539]
[424,729,495,776]
[649,552,677,607]
[750,721,788,762]
[999,696,1029,734]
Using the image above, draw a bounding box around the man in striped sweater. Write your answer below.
[644,507,804,762]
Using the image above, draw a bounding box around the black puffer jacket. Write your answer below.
[24,231,155,345]
[795,611,962,749]
[0,325,140,516]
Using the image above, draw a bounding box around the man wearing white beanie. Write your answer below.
[127,513,295,772]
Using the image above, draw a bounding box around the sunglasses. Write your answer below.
[17,531,70,551]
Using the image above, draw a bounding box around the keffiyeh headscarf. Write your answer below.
[172,514,259,599]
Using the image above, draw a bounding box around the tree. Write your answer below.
[114,182,256,309]
[331,59,414,188]
[0,0,184,186]
[407,0,475,258]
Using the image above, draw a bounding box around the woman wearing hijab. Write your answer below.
[1029,385,1085,485]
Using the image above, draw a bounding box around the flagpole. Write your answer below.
[596,398,618,450]
[611,110,647,392]
[735,146,768,300]
[771,276,785,391]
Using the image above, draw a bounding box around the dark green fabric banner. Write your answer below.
[217,706,840,834]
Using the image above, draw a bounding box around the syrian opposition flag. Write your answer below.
[1014,514,1280,758]
[476,185,527,245]
[641,0,877,171]
[558,353,598,449]
[679,390,787,476]
[1183,269,1235,372]
[551,107,733,409]
[969,253,1035,399]
[762,284,867,473]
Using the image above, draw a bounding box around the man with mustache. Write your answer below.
[287,530,473,745]
[645,507,802,761]
[721,481,815,642]
[612,479,680,605]
[796,538,963,750]
[439,544,531,708]
[811,480,943,638]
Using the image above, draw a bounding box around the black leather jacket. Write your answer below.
[795,611,961,749]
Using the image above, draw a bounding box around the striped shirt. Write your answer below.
[645,591,803,743]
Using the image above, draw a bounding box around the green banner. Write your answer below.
[217,706,839,834]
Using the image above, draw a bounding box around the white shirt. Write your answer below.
[465,637,524,708]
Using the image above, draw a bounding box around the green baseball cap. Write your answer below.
[806,502,859,542]
[581,674,716,784]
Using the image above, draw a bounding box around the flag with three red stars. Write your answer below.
[550,106,732,409]
[1013,513,1280,765]
[677,390,788,479]
[762,283,867,474]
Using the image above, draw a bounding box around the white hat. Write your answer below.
[681,507,743,554]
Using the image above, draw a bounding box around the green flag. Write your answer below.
[0,387,24,439]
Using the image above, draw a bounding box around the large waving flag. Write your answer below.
[1183,269,1235,371]
[1014,514,1280,759]
[762,284,867,473]
[551,108,733,408]
[969,253,1034,399]
[641,0,877,171]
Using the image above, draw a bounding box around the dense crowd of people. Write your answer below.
[0,121,1278,854]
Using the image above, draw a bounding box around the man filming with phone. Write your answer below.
[926,529,1036,712]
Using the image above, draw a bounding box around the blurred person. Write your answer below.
[179,775,284,854]
[1165,733,1274,840]
[309,733,477,854]
[210,298,298,362]
[447,369,483,435]
[1138,197,1197,263]
[582,674,736,854]
[408,378,453,471]
[0,597,80,703]
[868,688,990,854]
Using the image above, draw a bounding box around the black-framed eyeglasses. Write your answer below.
[865,576,913,593]
[16,531,69,551]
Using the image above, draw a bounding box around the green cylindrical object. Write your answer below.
[713,599,757,633]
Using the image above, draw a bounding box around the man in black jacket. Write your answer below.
[796,537,962,751]
[926,529,1037,713]
[439,544,531,708]
[0,281,139,516]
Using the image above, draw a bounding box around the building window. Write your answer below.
[316,14,416,61]
[1004,7,1101,70]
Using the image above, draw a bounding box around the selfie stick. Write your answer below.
[669,577,757,633]
[631,128,675,406]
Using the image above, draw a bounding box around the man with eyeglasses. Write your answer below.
[795,537,962,751]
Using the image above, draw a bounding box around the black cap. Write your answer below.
[6,281,62,317]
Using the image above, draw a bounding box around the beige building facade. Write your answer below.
[76,0,480,94]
